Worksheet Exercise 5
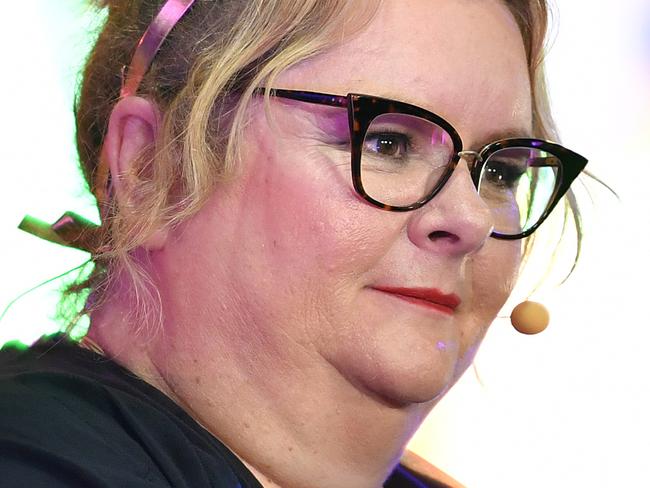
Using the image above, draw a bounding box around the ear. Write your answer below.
[102,96,168,250]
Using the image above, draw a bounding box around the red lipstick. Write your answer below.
[371,287,461,315]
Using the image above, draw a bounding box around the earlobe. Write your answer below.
[102,96,169,251]
[143,228,169,251]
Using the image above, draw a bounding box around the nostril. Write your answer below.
[428,230,459,243]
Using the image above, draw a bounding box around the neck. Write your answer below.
[87,299,432,488]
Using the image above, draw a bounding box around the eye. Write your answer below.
[483,158,527,189]
[364,132,412,158]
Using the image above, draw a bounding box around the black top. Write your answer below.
[0,334,437,488]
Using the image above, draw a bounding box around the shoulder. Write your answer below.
[0,335,259,488]
[0,339,171,487]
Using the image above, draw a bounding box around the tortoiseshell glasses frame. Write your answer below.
[253,88,588,240]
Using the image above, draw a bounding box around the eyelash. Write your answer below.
[326,131,415,150]
[364,131,415,157]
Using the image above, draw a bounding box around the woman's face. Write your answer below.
[153,0,530,409]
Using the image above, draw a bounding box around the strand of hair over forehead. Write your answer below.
[181,0,379,204]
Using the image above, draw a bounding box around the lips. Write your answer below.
[371,286,461,315]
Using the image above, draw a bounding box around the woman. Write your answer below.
[1,0,588,486]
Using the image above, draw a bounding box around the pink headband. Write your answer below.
[121,0,196,98]
[20,0,196,252]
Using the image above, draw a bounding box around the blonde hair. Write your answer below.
[66,0,572,334]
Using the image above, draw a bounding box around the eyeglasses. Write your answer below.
[253,88,588,240]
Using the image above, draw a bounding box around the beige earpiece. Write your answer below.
[510,300,550,335]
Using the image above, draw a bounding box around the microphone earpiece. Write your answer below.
[510,300,549,335]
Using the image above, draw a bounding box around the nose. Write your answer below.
[406,157,494,257]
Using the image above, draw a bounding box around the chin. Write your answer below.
[372,365,457,408]
[337,341,461,408]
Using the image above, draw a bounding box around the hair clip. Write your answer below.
[18,212,101,254]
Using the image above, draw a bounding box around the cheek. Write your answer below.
[473,239,522,311]
[230,130,404,338]
[456,239,522,367]
[244,111,403,274]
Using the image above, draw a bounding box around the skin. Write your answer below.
[90,0,532,486]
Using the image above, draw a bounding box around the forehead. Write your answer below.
[276,0,533,144]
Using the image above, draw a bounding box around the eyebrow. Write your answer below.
[469,128,534,152]
[352,90,535,149]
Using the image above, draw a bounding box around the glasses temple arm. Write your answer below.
[254,88,348,108]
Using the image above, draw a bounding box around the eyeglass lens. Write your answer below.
[360,113,560,236]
